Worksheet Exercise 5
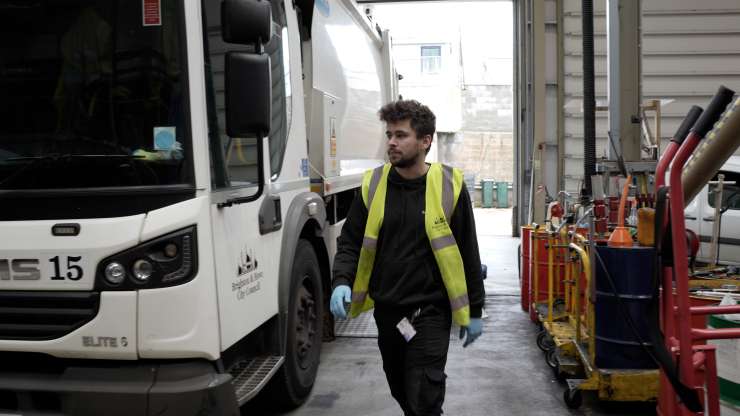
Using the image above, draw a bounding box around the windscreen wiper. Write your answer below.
[0,153,65,187]
[0,154,146,187]
[58,154,145,160]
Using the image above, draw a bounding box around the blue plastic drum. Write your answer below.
[594,245,658,369]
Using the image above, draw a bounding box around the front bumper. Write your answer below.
[0,357,239,416]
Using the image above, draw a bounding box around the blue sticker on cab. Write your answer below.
[316,0,330,17]
[154,127,176,150]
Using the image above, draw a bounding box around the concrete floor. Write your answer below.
[243,209,657,415]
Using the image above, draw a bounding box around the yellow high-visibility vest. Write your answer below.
[348,163,471,326]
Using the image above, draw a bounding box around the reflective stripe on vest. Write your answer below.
[349,163,470,326]
[349,163,392,312]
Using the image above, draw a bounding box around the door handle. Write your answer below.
[272,197,282,228]
[702,216,715,222]
[685,215,697,220]
[259,195,282,234]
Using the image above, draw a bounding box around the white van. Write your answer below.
[684,156,740,265]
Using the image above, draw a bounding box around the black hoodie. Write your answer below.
[332,166,485,318]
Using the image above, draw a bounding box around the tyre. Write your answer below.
[263,239,324,409]
[545,347,558,369]
[563,388,583,409]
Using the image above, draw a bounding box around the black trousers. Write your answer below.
[374,304,452,416]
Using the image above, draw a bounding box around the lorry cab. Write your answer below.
[684,155,740,265]
[0,0,394,414]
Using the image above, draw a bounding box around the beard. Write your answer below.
[388,150,420,168]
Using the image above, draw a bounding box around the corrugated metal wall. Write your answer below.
[544,0,560,199]
[560,0,740,192]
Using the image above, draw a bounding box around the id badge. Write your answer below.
[396,317,417,342]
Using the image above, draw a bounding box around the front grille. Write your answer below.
[0,291,100,340]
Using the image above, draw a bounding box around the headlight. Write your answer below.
[132,259,154,282]
[104,262,126,285]
[96,226,198,290]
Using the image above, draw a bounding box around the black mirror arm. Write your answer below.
[217,134,266,209]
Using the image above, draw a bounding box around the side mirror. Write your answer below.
[225,53,271,138]
[222,0,272,45]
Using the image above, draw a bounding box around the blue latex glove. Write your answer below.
[459,318,483,347]
[330,285,352,319]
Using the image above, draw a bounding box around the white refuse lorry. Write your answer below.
[0,0,397,414]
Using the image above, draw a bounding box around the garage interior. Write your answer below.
[1,0,739,415]
[249,0,740,414]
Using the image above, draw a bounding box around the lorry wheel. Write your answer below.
[267,239,324,409]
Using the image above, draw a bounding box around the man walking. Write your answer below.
[330,100,485,415]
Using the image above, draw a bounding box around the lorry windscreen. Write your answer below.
[0,0,192,190]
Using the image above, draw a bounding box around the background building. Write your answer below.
[372,3,514,188]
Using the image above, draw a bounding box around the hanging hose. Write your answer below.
[581,0,596,198]
[682,97,740,205]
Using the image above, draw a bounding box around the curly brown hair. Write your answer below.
[378,100,436,139]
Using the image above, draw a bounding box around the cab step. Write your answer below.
[230,355,284,405]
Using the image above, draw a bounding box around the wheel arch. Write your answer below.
[276,192,331,355]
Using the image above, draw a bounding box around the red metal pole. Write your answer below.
[691,328,740,341]
[655,106,702,190]
[668,131,702,388]
[703,346,720,416]
[655,106,703,416]
[655,106,703,356]
[655,144,677,190]
[690,305,740,316]
[664,86,734,415]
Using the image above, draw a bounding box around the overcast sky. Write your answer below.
[371,1,513,84]
[371,1,512,57]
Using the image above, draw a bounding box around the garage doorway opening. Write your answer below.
[368,1,515,210]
